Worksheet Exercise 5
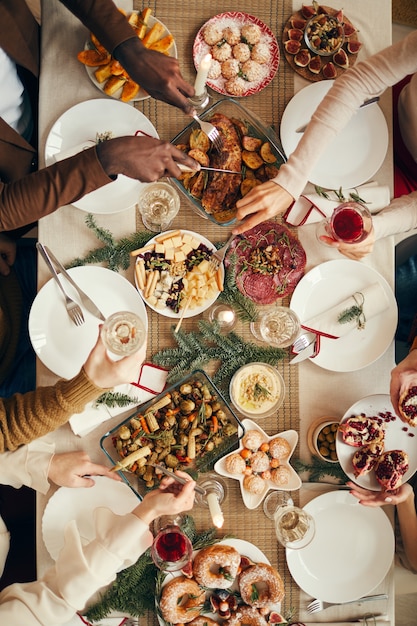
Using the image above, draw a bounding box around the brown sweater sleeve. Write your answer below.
[0,147,111,231]
[0,369,109,452]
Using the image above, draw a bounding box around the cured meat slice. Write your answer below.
[398,385,417,426]
[352,442,384,477]
[374,450,409,491]
[338,415,385,447]
[226,221,306,303]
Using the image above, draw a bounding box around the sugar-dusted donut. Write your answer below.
[238,563,285,607]
[160,576,205,624]
[225,605,269,626]
[193,544,241,589]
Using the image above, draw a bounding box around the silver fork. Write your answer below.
[292,331,316,353]
[192,112,223,151]
[209,233,236,271]
[36,243,85,327]
[306,593,388,614]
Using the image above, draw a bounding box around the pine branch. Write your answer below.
[66,214,154,272]
[94,391,140,408]
[293,456,347,483]
[218,255,258,323]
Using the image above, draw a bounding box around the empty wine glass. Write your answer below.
[263,491,315,550]
[101,311,146,358]
[250,306,300,348]
[151,524,193,572]
[316,201,373,246]
[138,181,180,232]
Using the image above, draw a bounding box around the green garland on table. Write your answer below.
[217,253,258,323]
[66,214,154,272]
[293,455,347,483]
[152,319,286,394]
[84,515,230,623]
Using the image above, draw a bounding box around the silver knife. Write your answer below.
[295,96,380,133]
[290,341,317,364]
[42,245,106,321]
[178,163,240,174]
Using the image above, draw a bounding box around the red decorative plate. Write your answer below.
[193,12,279,97]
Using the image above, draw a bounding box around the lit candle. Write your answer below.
[194,53,212,96]
[207,491,224,528]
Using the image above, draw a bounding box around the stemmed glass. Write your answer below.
[263,491,315,550]
[151,521,193,572]
[316,201,373,247]
[250,306,300,348]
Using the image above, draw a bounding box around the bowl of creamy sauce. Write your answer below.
[229,362,285,419]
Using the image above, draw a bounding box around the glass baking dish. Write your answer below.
[170,97,286,226]
[100,369,245,499]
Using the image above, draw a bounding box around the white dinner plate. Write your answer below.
[215,419,301,510]
[290,259,397,371]
[44,99,158,213]
[286,490,394,603]
[280,80,389,189]
[42,476,139,561]
[336,394,417,490]
[134,229,223,318]
[157,538,281,626]
[29,266,148,379]
[84,15,177,102]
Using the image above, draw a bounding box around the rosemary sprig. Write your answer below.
[253,382,271,400]
[338,292,366,329]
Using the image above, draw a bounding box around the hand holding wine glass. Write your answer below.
[316,202,374,260]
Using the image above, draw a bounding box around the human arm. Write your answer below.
[390,348,417,418]
[0,473,195,624]
[0,331,145,452]
[234,31,417,234]
[0,234,16,276]
[59,0,194,113]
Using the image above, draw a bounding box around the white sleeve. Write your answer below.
[0,440,54,494]
[372,191,417,240]
[0,508,153,625]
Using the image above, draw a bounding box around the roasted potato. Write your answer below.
[242,149,264,170]
[77,49,110,66]
[189,129,210,153]
[260,142,277,164]
[188,148,210,167]
[242,136,263,152]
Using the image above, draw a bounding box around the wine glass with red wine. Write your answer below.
[316,202,373,246]
[151,524,193,572]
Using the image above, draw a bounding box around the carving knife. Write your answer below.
[42,245,106,321]
[178,163,240,174]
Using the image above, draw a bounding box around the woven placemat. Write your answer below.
[133,0,299,618]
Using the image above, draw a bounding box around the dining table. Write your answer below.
[35,0,397,624]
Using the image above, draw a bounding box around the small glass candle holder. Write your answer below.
[208,303,237,332]
[250,306,300,348]
[188,88,210,113]
[138,181,180,233]
[196,474,227,528]
[101,311,146,358]
[151,524,193,572]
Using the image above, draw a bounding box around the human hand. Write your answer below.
[48,450,122,488]
[390,349,417,418]
[0,234,16,276]
[232,181,294,235]
[83,329,146,389]
[114,39,194,114]
[347,480,413,506]
[133,470,196,525]
[96,135,199,182]
[318,227,375,260]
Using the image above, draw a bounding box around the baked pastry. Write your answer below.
[160,577,204,624]
[270,466,291,486]
[238,563,285,607]
[269,436,291,460]
[352,442,384,477]
[338,415,385,447]
[243,474,266,495]
[250,451,270,473]
[242,429,264,450]
[193,544,240,589]
[225,452,246,475]
[399,385,417,426]
[374,450,409,490]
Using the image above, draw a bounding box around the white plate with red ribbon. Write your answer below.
[290,259,397,371]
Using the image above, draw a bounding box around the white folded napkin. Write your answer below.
[69,363,169,437]
[52,140,96,163]
[302,282,390,340]
[284,182,390,227]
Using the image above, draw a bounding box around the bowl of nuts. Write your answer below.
[308,417,339,463]
[304,12,344,57]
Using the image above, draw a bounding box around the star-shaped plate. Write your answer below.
[214,418,301,509]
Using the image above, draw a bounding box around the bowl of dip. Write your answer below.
[229,362,285,419]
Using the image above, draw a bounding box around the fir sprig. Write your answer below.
[66,214,154,271]
[293,456,347,482]
[217,254,258,323]
[338,292,366,329]
[152,319,286,394]
[94,391,140,408]
[84,515,231,623]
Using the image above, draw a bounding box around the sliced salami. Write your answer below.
[226,221,306,304]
